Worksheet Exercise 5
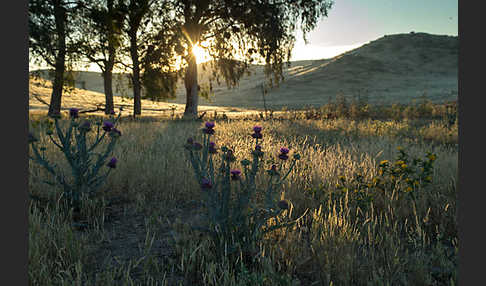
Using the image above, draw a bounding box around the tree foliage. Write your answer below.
[29,0,83,116]
[29,0,334,117]
[74,0,125,72]
[167,0,333,86]
[158,0,334,117]
[74,0,127,114]
[29,0,77,68]
[118,0,182,103]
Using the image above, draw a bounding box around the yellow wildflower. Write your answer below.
[380,160,389,165]
[405,186,413,192]
[401,164,408,169]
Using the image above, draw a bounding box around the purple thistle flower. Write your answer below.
[230,169,241,181]
[278,153,289,160]
[208,141,218,154]
[203,128,215,135]
[267,164,279,176]
[69,108,79,119]
[193,142,203,151]
[107,157,117,168]
[203,121,216,135]
[255,145,262,151]
[278,147,290,160]
[184,138,194,150]
[278,200,289,210]
[251,126,263,139]
[102,121,114,132]
[79,121,92,132]
[251,132,263,139]
[205,122,215,129]
[201,178,212,190]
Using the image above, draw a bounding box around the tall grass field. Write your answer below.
[28,102,458,285]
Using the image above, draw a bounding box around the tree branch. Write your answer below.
[33,94,51,107]
[200,22,234,42]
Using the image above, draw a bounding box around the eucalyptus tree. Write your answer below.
[120,0,152,116]
[119,0,181,116]
[138,25,182,103]
[75,0,125,114]
[161,0,334,119]
[29,0,83,117]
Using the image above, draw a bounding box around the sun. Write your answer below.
[192,43,212,64]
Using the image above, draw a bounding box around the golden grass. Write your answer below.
[28,114,457,285]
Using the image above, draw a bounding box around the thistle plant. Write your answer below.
[184,122,304,262]
[29,108,122,211]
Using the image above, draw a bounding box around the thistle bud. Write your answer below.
[241,159,251,166]
[278,200,289,210]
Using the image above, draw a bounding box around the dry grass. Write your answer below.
[28,111,457,285]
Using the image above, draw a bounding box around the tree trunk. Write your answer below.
[102,65,115,115]
[48,57,65,117]
[103,0,116,115]
[48,0,66,117]
[129,32,141,116]
[183,50,198,119]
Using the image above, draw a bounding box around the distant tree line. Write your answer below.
[29,0,334,118]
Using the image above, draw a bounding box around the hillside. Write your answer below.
[30,32,458,111]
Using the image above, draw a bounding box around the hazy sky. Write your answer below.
[291,0,458,60]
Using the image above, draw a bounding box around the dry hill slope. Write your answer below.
[31,32,458,111]
[250,32,458,109]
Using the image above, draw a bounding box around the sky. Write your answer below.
[29,0,458,71]
[291,0,458,61]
